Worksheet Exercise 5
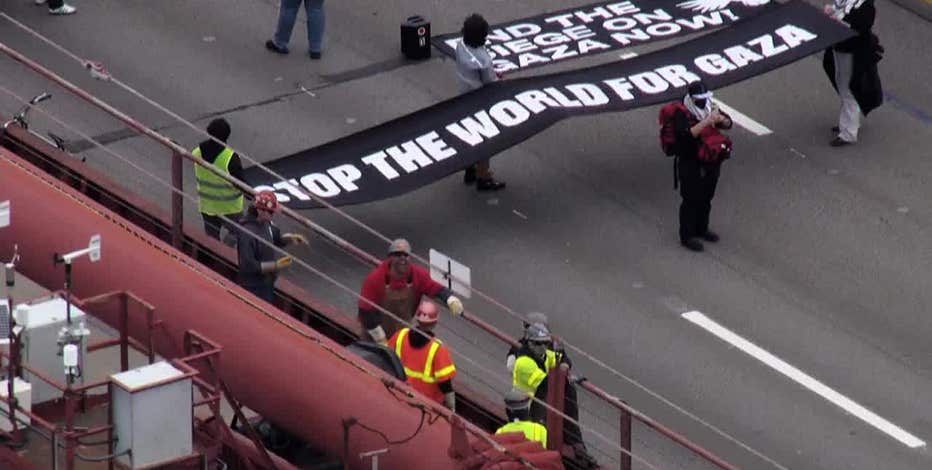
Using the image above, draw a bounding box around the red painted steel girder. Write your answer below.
[0,148,465,469]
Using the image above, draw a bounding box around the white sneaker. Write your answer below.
[49,4,76,14]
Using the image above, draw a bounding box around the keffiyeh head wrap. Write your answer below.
[684,89,713,120]
[832,0,866,17]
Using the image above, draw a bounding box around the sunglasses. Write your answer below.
[390,252,410,258]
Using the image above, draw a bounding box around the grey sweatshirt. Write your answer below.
[454,40,498,93]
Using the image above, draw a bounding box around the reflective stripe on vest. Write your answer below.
[512,350,558,394]
[395,328,453,383]
[193,146,244,215]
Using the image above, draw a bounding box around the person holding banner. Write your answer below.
[358,239,464,344]
[822,0,882,147]
[454,13,506,191]
[671,81,732,252]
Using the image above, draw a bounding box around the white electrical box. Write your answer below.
[16,297,88,404]
[0,377,32,432]
[111,361,193,469]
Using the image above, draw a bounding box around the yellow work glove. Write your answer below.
[284,233,308,245]
[275,256,293,269]
[446,296,464,316]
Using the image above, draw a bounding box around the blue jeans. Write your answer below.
[272,0,325,53]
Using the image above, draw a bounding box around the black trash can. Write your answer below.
[401,15,431,60]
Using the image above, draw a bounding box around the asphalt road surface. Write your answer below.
[2,0,932,468]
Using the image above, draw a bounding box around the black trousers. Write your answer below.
[678,157,720,243]
[202,213,238,241]
[48,0,64,8]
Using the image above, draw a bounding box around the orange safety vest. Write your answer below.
[388,328,456,403]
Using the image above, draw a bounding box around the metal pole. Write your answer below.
[64,389,75,470]
[5,264,21,445]
[119,293,128,372]
[620,405,632,470]
[171,150,183,250]
[545,363,568,452]
[579,380,741,470]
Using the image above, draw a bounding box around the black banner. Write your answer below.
[432,0,778,75]
[246,1,853,208]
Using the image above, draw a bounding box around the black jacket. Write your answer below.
[823,0,883,115]
[236,212,285,288]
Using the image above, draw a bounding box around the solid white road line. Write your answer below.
[712,99,773,136]
[618,51,773,136]
[682,310,926,449]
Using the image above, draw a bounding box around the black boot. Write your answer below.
[463,165,477,185]
[700,231,719,243]
[681,238,703,252]
[476,177,506,191]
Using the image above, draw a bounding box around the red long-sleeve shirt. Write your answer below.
[358,260,446,312]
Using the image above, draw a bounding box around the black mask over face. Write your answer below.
[693,98,707,109]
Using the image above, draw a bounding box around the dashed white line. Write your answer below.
[682,310,926,449]
[712,99,773,136]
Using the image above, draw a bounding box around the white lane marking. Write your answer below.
[712,99,773,136]
[618,51,772,136]
[682,311,926,448]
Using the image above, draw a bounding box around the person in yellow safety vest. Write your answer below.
[387,301,457,411]
[495,389,547,448]
[193,118,244,241]
[512,323,560,396]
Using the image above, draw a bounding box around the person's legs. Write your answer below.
[475,159,505,191]
[305,0,325,55]
[202,214,222,240]
[696,164,720,238]
[242,282,276,302]
[47,0,63,8]
[677,157,702,248]
[463,164,477,184]
[833,50,861,143]
[272,0,303,49]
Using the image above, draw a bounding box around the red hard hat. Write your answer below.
[414,301,439,325]
[253,191,280,213]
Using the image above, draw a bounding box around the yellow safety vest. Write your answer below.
[512,350,558,395]
[496,420,548,447]
[394,328,456,384]
[193,146,244,216]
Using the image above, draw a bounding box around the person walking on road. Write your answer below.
[235,191,307,302]
[823,0,883,146]
[454,13,506,191]
[194,118,245,242]
[266,0,325,59]
[387,301,457,410]
[358,238,464,344]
